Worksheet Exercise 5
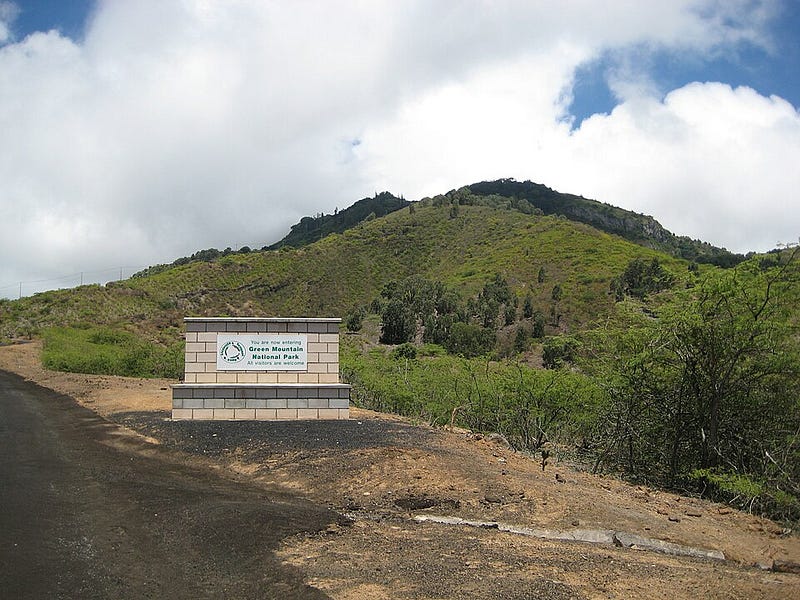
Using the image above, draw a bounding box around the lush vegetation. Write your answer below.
[42,326,183,379]
[1,180,796,525]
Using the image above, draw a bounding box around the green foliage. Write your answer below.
[379,299,415,344]
[444,322,494,357]
[342,339,603,451]
[611,257,676,300]
[542,336,581,369]
[345,307,366,332]
[42,326,183,379]
[585,248,800,521]
[391,343,418,360]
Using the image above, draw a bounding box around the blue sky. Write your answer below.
[1,1,799,296]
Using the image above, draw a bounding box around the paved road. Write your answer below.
[0,370,334,599]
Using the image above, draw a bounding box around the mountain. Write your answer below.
[0,197,689,343]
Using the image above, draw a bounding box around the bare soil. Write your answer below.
[2,340,799,599]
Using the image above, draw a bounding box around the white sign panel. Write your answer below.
[216,334,308,371]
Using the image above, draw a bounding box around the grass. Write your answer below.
[42,326,183,379]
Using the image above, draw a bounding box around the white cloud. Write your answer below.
[0,0,796,297]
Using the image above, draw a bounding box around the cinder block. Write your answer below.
[329,398,349,409]
[246,399,267,409]
[320,334,339,343]
[213,408,235,419]
[172,409,194,420]
[203,398,225,409]
[278,387,298,398]
[297,408,319,420]
[288,322,308,333]
[236,373,258,383]
[308,398,329,409]
[186,342,205,353]
[204,342,217,353]
[305,333,320,343]
[266,398,287,409]
[255,409,277,420]
[227,322,247,332]
[287,398,308,409]
[319,374,339,383]
[207,322,227,332]
[234,388,249,399]
[214,388,232,398]
[318,388,339,398]
[193,409,215,420]
[307,322,329,333]
[326,323,339,334]
[267,322,288,332]
[338,388,350,398]
[197,352,216,363]
[246,322,267,332]
[307,363,327,373]
[319,352,338,363]
[186,322,206,332]
[195,388,215,398]
[298,373,320,384]
[327,363,340,373]
[172,398,183,409]
[183,399,204,409]
[308,342,326,353]
[234,409,256,420]
[185,362,205,373]
[197,332,217,342]
[183,373,197,383]
[225,399,246,409]
[278,373,299,383]
[217,373,237,383]
[185,332,198,343]
[306,352,319,363]
[173,388,193,399]
[338,408,350,419]
[255,388,278,399]
[318,408,340,420]
[184,352,197,364]
[257,373,279,383]
[196,373,217,383]
[275,408,298,420]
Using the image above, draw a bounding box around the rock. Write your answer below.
[772,560,800,575]
[668,515,681,522]
[685,510,702,518]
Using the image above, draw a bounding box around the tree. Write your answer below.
[380,299,415,344]
[611,257,675,301]
[523,294,534,319]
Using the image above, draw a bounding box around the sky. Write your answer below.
[1,1,799,298]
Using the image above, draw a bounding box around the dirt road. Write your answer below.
[0,370,336,599]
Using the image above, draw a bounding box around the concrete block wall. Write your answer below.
[171,384,351,420]
[182,318,341,384]
[172,317,349,421]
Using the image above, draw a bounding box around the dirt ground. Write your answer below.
[2,340,799,599]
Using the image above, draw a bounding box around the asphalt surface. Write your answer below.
[0,370,337,599]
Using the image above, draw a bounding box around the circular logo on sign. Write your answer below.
[219,340,246,364]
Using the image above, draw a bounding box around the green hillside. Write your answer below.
[0,201,688,342]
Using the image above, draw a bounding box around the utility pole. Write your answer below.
[18,282,22,299]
